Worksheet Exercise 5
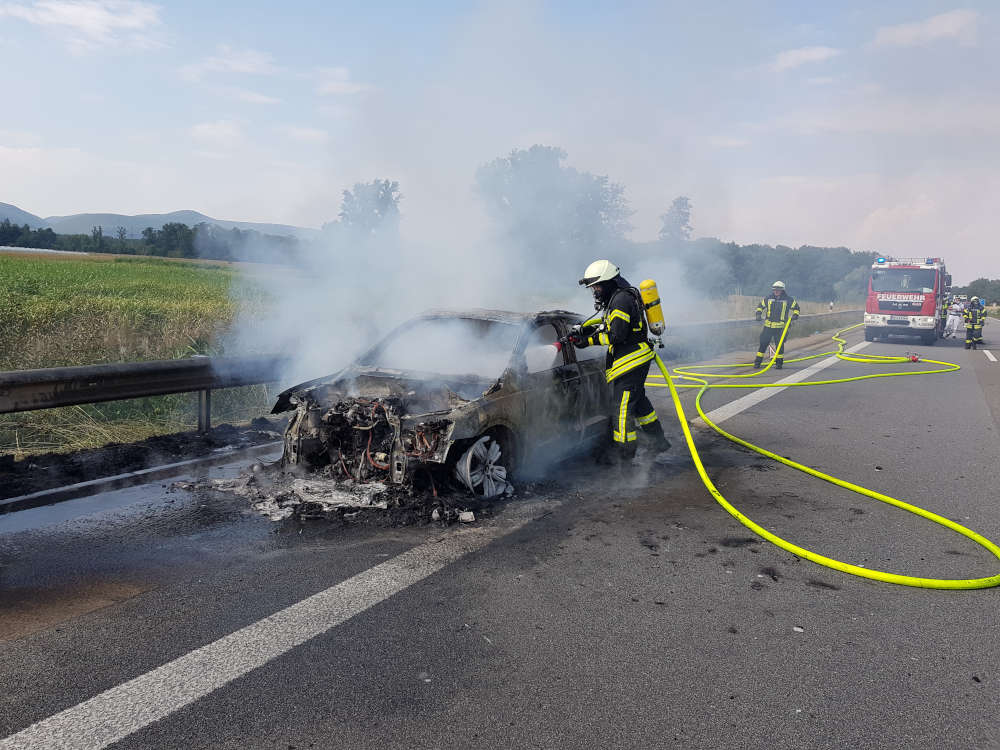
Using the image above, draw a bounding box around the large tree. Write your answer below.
[337,179,402,237]
[658,196,692,244]
[475,145,632,280]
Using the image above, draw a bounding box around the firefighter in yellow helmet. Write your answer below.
[754,281,800,369]
[570,260,671,464]
[965,296,986,349]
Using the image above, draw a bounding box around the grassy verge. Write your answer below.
[0,252,272,369]
[0,252,275,457]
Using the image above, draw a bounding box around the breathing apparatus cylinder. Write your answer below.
[639,279,665,335]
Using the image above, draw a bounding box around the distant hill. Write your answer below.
[0,203,50,229]
[42,209,318,239]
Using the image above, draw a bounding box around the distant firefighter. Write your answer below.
[754,281,800,369]
[965,297,986,349]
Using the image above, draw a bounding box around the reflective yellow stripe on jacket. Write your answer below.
[605,341,654,382]
[763,299,789,328]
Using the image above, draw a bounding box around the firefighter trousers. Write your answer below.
[609,361,668,457]
[755,326,786,365]
[966,325,983,348]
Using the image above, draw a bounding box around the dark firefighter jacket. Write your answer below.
[579,278,654,382]
[964,306,987,328]
[756,294,801,328]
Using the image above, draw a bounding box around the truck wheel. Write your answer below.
[864,329,874,342]
[921,333,936,346]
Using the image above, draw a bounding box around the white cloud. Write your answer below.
[181,45,278,81]
[770,46,841,72]
[226,87,280,105]
[707,136,750,149]
[873,9,979,47]
[0,129,42,146]
[189,119,243,148]
[768,92,1000,136]
[280,126,329,144]
[315,66,369,95]
[807,76,836,86]
[0,0,161,51]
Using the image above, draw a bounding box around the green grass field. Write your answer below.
[0,251,276,457]
[0,252,270,369]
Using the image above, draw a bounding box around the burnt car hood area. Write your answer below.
[243,309,612,520]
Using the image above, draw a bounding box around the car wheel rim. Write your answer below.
[455,436,510,499]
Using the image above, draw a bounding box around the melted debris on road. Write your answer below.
[175,459,511,526]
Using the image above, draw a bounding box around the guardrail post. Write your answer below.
[198,389,211,433]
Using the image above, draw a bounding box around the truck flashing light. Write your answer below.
[877,257,886,263]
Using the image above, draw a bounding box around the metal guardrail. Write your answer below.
[0,355,290,431]
[0,311,862,431]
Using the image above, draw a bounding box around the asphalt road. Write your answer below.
[1,322,999,750]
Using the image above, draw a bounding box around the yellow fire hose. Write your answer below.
[645,320,1000,589]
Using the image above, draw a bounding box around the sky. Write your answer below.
[0,0,997,283]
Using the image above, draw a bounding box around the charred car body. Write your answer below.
[271,310,610,497]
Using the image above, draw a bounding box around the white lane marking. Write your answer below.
[694,341,872,426]
[984,350,997,362]
[0,507,544,750]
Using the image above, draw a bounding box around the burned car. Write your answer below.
[270,309,611,498]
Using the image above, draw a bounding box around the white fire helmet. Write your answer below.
[772,280,786,289]
[579,259,620,287]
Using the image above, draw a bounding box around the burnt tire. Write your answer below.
[453,429,517,499]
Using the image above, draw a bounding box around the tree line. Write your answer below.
[3,144,904,300]
[0,218,301,263]
[953,278,1000,305]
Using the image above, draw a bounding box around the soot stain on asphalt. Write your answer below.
[806,579,840,591]
[720,537,760,548]
[0,419,287,501]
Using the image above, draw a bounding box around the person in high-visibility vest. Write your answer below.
[965,296,986,349]
[754,281,801,369]
[570,259,671,464]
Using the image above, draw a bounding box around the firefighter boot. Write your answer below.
[753,357,762,369]
[637,423,671,465]
[775,358,783,370]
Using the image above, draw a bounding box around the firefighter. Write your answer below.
[754,281,801,369]
[939,297,950,335]
[571,259,671,464]
[965,296,986,349]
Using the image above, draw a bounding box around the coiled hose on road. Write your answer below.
[645,321,1000,589]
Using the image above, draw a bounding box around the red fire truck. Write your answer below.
[864,257,951,345]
